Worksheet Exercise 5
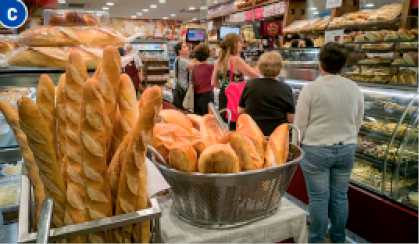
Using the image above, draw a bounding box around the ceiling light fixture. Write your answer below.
[365,3,374,7]
[159,0,166,3]
[137,12,143,16]
[170,14,176,17]
[131,15,136,18]
[192,17,197,20]
[189,6,196,10]
[143,9,149,12]
[150,4,157,8]
[163,17,169,19]
[106,2,114,6]
[103,7,109,10]
[214,0,217,3]
[200,6,207,10]
[58,0,66,3]
[313,11,319,14]
[311,7,317,10]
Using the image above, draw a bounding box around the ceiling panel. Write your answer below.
[60,0,205,20]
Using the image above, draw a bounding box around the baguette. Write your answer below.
[168,142,198,172]
[403,52,418,65]
[0,41,16,54]
[398,29,416,40]
[159,109,194,132]
[8,47,102,69]
[198,144,240,173]
[114,86,162,243]
[112,74,138,155]
[107,134,132,206]
[98,46,122,163]
[80,79,112,243]
[63,51,88,233]
[19,27,126,47]
[236,114,267,163]
[0,101,46,227]
[18,97,66,227]
[201,114,224,146]
[56,74,68,186]
[36,74,57,161]
[265,123,289,168]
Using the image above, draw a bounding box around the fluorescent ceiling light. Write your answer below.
[137,12,142,16]
[170,14,176,17]
[313,11,319,14]
[103,7,109,10]
[200,6,207,10]
[192,17,197,20]
[150,4,157,8]
[365,3,374,7]
[131,15,136,18]
[106,2,114,6]
[143,9,149,12]
[189,6,196,10]
[311,7,317,10]
[163,17,169,19]
[58,0,66,3]
[159,0,166,3]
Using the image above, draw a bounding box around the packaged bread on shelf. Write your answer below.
[398,29,416,41]
[7,47,102,68]
[19,27,127,47]
[0,35,19,54]
[403,52,418,65]
[44,10,109,27]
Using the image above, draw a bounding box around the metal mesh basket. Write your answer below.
[149,124,303,229]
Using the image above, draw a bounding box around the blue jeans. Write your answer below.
[300,144,356,243]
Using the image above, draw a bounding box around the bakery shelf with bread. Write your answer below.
[44,9,109,27]
[143,59,170,86]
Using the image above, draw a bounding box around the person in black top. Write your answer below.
[238,52,295,136]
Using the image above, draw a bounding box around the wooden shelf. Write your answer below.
[208,0,281,20]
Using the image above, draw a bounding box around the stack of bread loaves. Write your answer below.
[8,18,130,68]
[152,109,291,173]
[0,46,160,243]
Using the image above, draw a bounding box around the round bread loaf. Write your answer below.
[198,144,240,173]
[169,142,198,172]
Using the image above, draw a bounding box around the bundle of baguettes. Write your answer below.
[1,46,155,243]
[153,111,291,173]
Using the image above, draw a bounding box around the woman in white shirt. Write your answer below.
[294,43,364,243]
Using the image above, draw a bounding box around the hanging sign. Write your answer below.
[230,12,245,23]
[326,0,343,9]
[255,7,264,19]
[245,10,253,21]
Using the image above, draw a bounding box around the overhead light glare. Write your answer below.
[103,7,109,10]
[189,6,196,10]
[313,11,319,14]
[150,4,157,8]
[170,14,176,17]
[163,17,169,19]
[365,3,374,7]
[131,15,136,18]
[137,12,142,16]
[159,0,166,3]
[106,2,114,6]
[58,0,66,3]
[200,6,207,10]
[143,9,149,12]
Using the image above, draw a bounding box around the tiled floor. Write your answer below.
[284,193,369,244]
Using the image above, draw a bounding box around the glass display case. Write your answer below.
[275,48,321,82]
[286,80,418,211]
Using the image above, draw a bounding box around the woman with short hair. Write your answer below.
[190,43,215,115]
[295,43,364,243]
[238,51,295,136]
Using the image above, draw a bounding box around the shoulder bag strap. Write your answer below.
[175,58,179,79]
[230,57,234,83]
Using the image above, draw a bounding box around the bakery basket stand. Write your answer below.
[17,174,162,243]
[148,103,304,229]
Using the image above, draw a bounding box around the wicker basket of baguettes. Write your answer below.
[149,110,303,228]
[2,46,165,243]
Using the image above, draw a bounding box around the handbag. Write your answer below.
[183,69,194,111]
[225,58,246,123]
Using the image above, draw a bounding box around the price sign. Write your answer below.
[255,7,264,19]
[245,10,253,21]
[326,0,342,9]
[230,12,245,22]
[325,29,344,44]
[276,1,285,15]
[264,4,275,17]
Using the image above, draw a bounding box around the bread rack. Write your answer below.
[17,174,162,243]
[149,104,304,229]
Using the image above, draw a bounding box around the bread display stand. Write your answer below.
[148,104,303,229]
[17,174,162,243]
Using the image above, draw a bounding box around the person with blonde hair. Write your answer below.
[211,33,260,129]
[238,51,295,136]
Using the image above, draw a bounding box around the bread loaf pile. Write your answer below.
[8,25,128,68]
[152,110,291,173]
[0,46,160,243]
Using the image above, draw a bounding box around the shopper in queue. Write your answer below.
[211,33,260,130]
[124,45,143,98]
[173,42,197,109]
[189,43,215,115]
[294,43,364,243]
[238,52,295,136]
